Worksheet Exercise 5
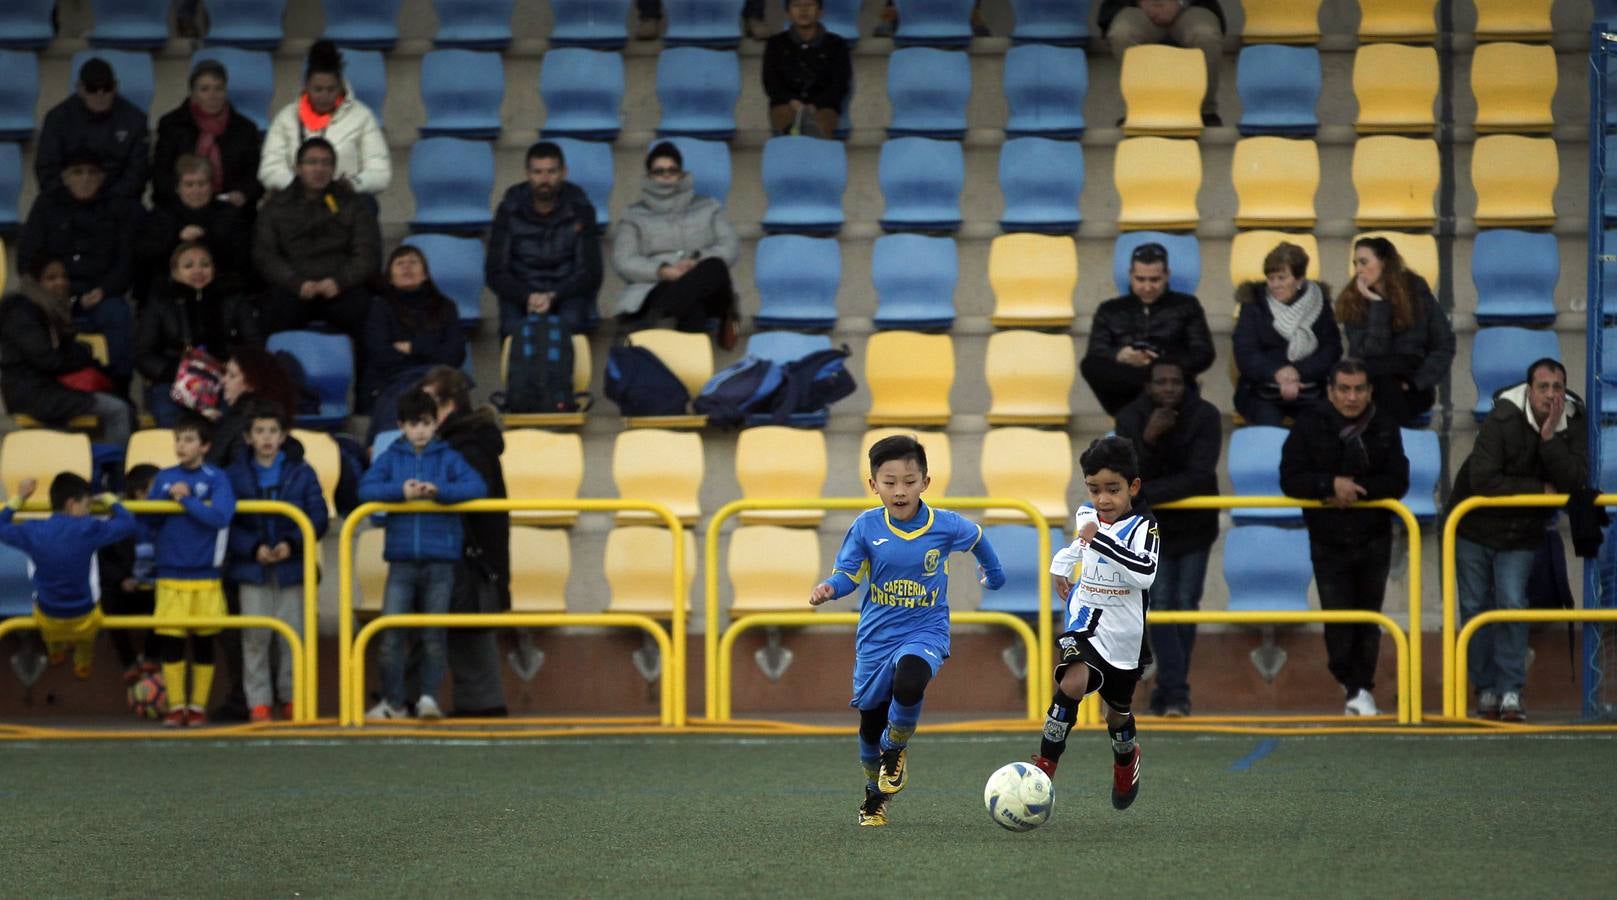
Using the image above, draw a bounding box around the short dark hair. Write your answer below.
[1080,435,1139,482]
[1147,356,1186,379]
[1263,241,1309,280]
[174,411,214,446]
[296,136,336,166]
[396,389,439,425]
[1129,241,1168,267]
[125,464,160,497]
[78,57,116,92]
[49,472,92,511]
[25,250,67,282]
[1525,357,1566,384]
[646,141,683,172]
[868,434,927,477]
[527,141,565,167]
[242,398,290,435]
[1329,357,1369,387]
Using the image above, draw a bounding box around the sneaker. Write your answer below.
[1030,754,1058,780]
[857,785,889,827]
[250,705,273,723]
[744,16,772,40]
[163,708,188,728]
[877,746,907,794]
[1476,690,1501,720]
[1163,703,1190,719]
[1112,745,1141,810]
[279,702,296,721]
[635,15,662,40]
[366,700,407,721]
[417,695,444,720]
[1344,688,1379,717]
[186,705,208,727]
[1498,691,1527,722]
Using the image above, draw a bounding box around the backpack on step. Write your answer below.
[692,356,784,427]
[496,314,588,414]
[769,345,856,423]
[604,344,690,416]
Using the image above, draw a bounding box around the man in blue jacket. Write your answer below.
[484,141,603,337]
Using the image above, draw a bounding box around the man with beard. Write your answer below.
[1082,241,1215,416]
[485,141,603,337]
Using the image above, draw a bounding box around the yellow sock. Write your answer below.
[163,662,188,710]
[191,664,215,710]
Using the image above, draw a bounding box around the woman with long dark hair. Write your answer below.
[361,245,467,434]
[1334,236,1456,426]
[205,345,300,466]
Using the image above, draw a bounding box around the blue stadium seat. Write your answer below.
[549,0,632,48]
[1603,427,1617,491]
[746,331,832,364]
[1229,426,1299,524]
[1608,143,1617,224]
[344,50,388,128]
[201,0,287,49]
[1607,231,1617,301]
[978,524,1065,617]
[0,0,54,49]
[321,0,402,49]
[371,429,402,460]
[549,137,613,229]
[1223,525,1313,612]
[1601,327,1617,420]
[1236,45,1322,136]
[0,51,40,141]
[760,136,846,236]
[190,48,274,131]
[266,331,353,428]
[539,48,624,141]
[821,0,862,42]
[872,234,958,330]
[1472,230,1558,326]
[659,137,731,206]
[878,137,964,233]
[402,233,485,326]
[0,542,34,619]
[998,137,1083,234]
[433,0,514,48]
[892,0,976,47]
[408,138,495,232]
[88,0,169,49]
[1003,44,1088,139]
[1401,427,1441,522]
[664,0,741,48]
[887,47,971,139]
[1600,0,1617,24]
[0,143,21,232]
[70,51,155,118]
[754,235,841,329]
[1112,232,1200,295]
[656,48,740,140]
[1009,0,1090,45]
[419,49,505,139]
[1471,326,1561,421]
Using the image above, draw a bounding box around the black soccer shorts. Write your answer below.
[1054,630,1143,714]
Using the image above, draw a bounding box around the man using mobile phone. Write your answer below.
[1082,242,1215,416]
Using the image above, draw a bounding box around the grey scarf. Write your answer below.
[1266,279,1323,362]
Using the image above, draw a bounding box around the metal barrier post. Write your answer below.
[1454,609,1617,720]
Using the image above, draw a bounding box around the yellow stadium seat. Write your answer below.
[1473,0,1551,42]
[1,430,92,501]
[1119,45,1206,137]
[735,426,828,527]
[509,526,570,612]
[727,525,822,614]
[291,428,340,517]
[125,429,177,471]
[77,334,110,365]
[502,430,584,527]
[984,331,1074,427]
[1352,136,1438,228]
[865,331,954,427]
[1232,137,1320,229]
[1472,135,1557,228]
[498,334,591,429]
[1114,137,1201,232]
[859,430,951,496]
[622,328,711,429]
[1472,43,1556,135]
[1228,232,1322,288]
[604,525,697,615]
[1241,0,1321,44]
[1353,44,1437,134]
[612,428,703,526]
[353,528,387,614]
[979,427,1072,526]
[11,335,114,431]
[1357,0,1436,43]
[987,234,1077,329]
[1349,232,1439,284]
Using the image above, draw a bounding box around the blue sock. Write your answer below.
[859,736,881,786]
[882,698,922,751]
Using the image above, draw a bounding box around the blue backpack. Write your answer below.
[604,345,690,416]
[769,345,856,423]
[693,356,785,427]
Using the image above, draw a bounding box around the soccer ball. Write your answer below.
[127,673,167,720]
[984,761,1053,832]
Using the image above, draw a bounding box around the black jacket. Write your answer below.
[1086,291,1217,378]
[137,200,254,296]
[361,288,467,399]
[1114,383,1222,555]
[0,286,99,422]
[207,390,303,467]
[16,186,142,298]
[1452,384,1589,552]
[762,25,852,110]
[134,278,262,385]
[151,100,265,212]
[485,181,602,306]
[253,183,381,294]
[1233,280,1341,389]
[1340,275,1456,393]
[1280,398,1410,546]
[1099,0,1226,33]
[438,407,511,611]
[35,94,150,201]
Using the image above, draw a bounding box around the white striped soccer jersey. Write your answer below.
[1048,504,1160,671]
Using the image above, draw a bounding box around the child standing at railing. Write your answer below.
[99,464,161,684]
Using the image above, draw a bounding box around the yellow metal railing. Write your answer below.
[1453,609,1617,721]
[701,497,1054,723]
[1441,494,1617,718]
[337,499,686,727]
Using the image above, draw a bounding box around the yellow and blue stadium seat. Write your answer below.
[408,137,495,232]
[266,331,353,428]
[736,426,829,527]
[878,137,965,233]
[0,51,39,139]
[1009,0,1090,45]
[1003,44,1088,139]
[1471,327,1560,421]
[988,233,1077,329]
[202,0,287,49]
[1353,43,1437,134]
[872,234,958,331]
[998,137,1084,233]
[656,47,741,140]
[891,0,976,48]
[418,49,505,139]
[319,0,400,49]
[761,136,847,236]
[549,0,631,48]
[656,136,732,205]
[125,429,177,471]
[539,48,624,141]
[498,333,591,428]
[754,235,841,329]
[1229,232,1321,288]
[604,525,697,615]
[1471,135,1557,228]
[1224,526,1313,612]
[1228,426,1300,525]
[664,0,742,47]
[977,523,1066,617]
[432,0,514,49]
[1114,137,1201,232]
[1351,136,1439,228]
[87,0,169,49]
[1240,0,1321,44]
[1472,0,1552,42]
[1472,230,1559,326]
[1236,45,1321,136]
[1120,45,1206,137]
[984,332,1074,427]
[1356,0,1436,43]
[0,0,56,47]
[508,526,570,612]
[887,47,971,139]
[502,430,585,527]
[979,427,1072,526]
[612,429,704,526]
[291,429,340,517]
[1471,42,1556,134]
[727,526,823,614]
[548,138,613,229]
[1401,428,1442,522]
[623,329,712,428]
[0,144,21,232]
[1113,232,1201,295]
[1,430,93,503]
[864,332,954,427]
[1351,231,1439,284]
[353,528,387,614]
[1232,137,1319,229]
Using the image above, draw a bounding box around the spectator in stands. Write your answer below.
[1335,236,1456,427]
[138,155,253,299]
[363,246,467,436]
[418,365,510,717]
[152,60,264,218]
[612,142,741,349]
[35,57,150,202]
[15,151,139,385]
[1280,358,1409,718]
[206,347,301,467]
[485,141,603,338]
[0,252,132,449]
[259,41,390,200]
[1101,0,1227,126]
[1233,241,1342,426]
[1451,358,1588,722]
[101,464,161,684]
[1114,357,1219,717]
[763,0,852,139]
[135,242,262,426]
[1082,241,1215,416]
[873,1,989,38]
[637,0,771,41]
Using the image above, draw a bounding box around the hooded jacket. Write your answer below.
[1085,290,1217,378]
[0,281,100,423]
[152,99,266,211]
[611,174,739,316]
[485,181,603,307]
[1114,381,1222,555]
[1279,396,1410,546]
[225,439,331,585]
[259,88,391,194]
[35,93,150,201]
[1452,382,1589,551]
[134,278,262,385]
[358,437,488,562]
[253,182,381,295]
[437,406,511,610]
[16,185,141,298]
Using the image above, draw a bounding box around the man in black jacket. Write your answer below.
[1280,358,1409,717]
[762,0,851,138]
[485,142,603,338]
[1115,358,1221,716]
[1082,241,1216,416]
[35,57,150,202]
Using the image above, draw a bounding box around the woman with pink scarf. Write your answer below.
[152,60,264,217]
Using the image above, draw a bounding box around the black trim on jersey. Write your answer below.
[1090,526,1158,577]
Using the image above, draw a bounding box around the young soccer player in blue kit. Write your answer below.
[809,435,1007,827]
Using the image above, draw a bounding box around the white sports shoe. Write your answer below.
[366,700,407,720]
[1343,688,1379,717]
[416,695,444,720]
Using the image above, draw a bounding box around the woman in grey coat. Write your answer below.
[611,142,741,349]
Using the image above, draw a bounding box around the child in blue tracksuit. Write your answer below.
[0,473,139,678]
[357,388,487,720]
[225,400,331,722]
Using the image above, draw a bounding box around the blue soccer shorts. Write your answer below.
[850,639,947,710]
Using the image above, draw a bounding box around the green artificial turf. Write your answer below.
[1,733,1612,898]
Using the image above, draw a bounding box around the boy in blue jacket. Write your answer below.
[0,473,139,679]
[147,412,237,727]
[358,389,487,720]
[225,401,330,722]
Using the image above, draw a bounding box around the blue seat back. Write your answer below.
[0,143,22,229]
[1228,426,1300,524]
[979,524,1066,616]
[1223,525,1313,612]
[344,50,388,128]
[1471,327,1561,420]
[420,49,505,138]
[1003,44,1088,138]
[70,50,155,118]
[872,234,958,330]
[408,137,495,232]
[761,136,847,235]
[656,47,740,139]
[1471,229,1558,325]
[999,137,1084,233]
[88,0,170,49]
[664,0,741,47]
[821,0,862,42]
[201,0,287,49]
[878,137,964,232]
[0,542,34,619]
[1401,427,1441,521]
[1010,0,1091,45]
[267,331,354,425]
[371,429,402,459]
[746,331,833,364]
[549,0,632,48]
[321,0,402,49]
[191,48,274,131]
[403,233,486,325]
[0,50,40,140]
[887,47,971,139]
[1236,45,1321,136]
[0,0,55,49]
[549,137,613,229]
[1112,232,1201,295]
[540,48,624,140]
[892,0,976,47]
[754,235,842,329]
[433,0,514,48]
[1603,427,1617,492]
[659,136,731,206]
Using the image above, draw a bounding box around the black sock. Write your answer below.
[1039,688,1080,761]
[1108,713,1137,765]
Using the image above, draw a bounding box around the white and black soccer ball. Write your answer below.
[983,761,1053,832]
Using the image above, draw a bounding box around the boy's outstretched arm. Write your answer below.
[811,524,868,606]
[970,533,1006,590]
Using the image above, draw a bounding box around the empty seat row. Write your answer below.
[1241,0,1554,45]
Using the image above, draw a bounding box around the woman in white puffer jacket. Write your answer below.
[258,40,390,197]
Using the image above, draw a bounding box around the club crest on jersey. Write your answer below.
[922,548,940,575]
